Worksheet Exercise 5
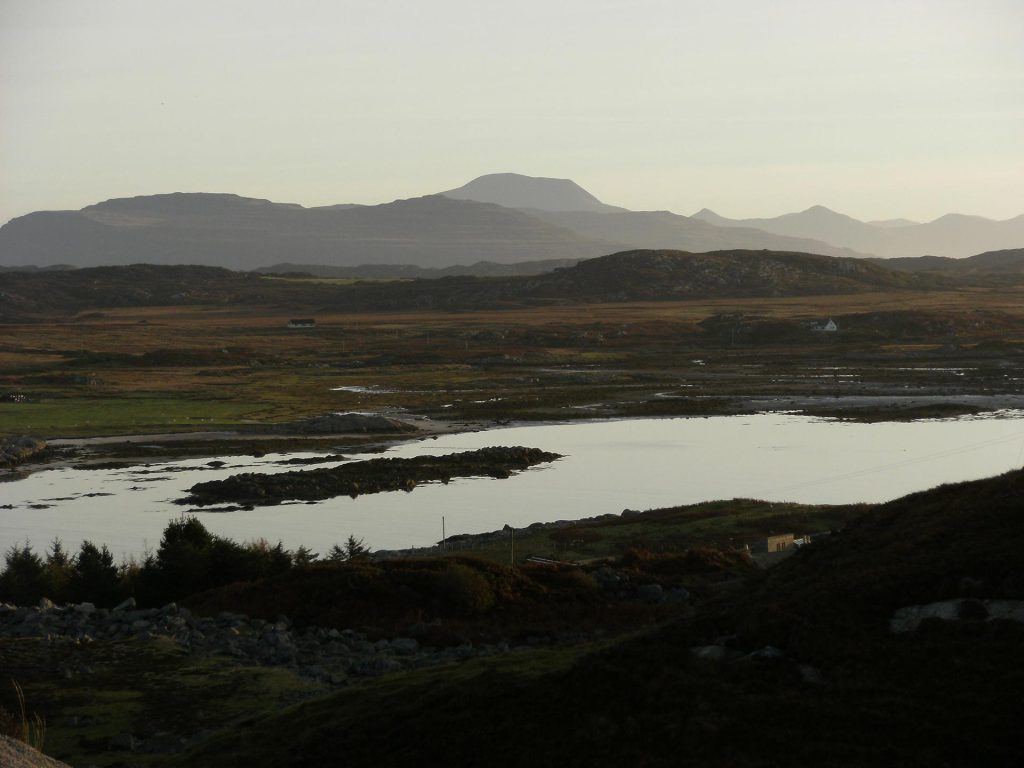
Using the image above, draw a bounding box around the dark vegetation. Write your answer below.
[0,249,952,320]
[869,247,1024,282]
[2,469,1022,765]
[0,518,365,611]
[180,446,561,506]
[177,467,1024,767]
[253,257,583,279]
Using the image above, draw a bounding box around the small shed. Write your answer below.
[287,318,316,329]
[765,533,795,553]
[812,318,838,332]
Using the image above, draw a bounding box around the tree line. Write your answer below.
[0,516,370,607]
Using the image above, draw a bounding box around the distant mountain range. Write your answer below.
[692,205,1024,259]
[1,173,1021,269]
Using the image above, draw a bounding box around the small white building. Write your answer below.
[812,318,838,333]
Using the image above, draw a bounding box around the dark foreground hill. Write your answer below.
[180,467,1024,767]
[0,250,949,319]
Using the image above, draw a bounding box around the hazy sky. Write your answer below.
[2,0,1022,225]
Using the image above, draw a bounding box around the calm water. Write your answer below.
[3,412,1024,560]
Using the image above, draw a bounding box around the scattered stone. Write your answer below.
[0,599,523,685]
[890,598,1024,633]
[390,637,419,655]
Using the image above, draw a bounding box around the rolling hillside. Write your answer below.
[179,467,1024,767]
[0,250,949,319]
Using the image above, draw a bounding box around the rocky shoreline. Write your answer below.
[0,436,48,469]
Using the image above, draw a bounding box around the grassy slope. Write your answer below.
[178,468,1024,767]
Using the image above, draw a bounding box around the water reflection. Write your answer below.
[2,412,1023,560]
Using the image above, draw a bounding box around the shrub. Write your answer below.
[434,563,496,616]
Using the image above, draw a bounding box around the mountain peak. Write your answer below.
[691,208,729,224]
[441,173,622,213]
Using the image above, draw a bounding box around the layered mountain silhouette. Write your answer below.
[0,193,617,270]
[1,174,1021,269]
[693,206,1024,259]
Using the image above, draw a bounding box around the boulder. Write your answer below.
[0,735,71,768]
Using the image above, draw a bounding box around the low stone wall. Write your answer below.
[0,599,514,686]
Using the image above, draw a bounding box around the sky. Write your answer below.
[2,0,1022,225]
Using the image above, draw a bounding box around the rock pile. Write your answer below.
[0,599,515,685]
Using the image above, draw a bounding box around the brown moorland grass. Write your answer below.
[3,287,1024,437]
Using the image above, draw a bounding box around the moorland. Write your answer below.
[2,247,1024,766]
[3,249,1024,455]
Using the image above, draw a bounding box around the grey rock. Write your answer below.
[745,646,785,662]
[690,645,727,662]
[74,602,96,615]
[636,583,664,603]
[112,597,136,612]
[390,637,419,655]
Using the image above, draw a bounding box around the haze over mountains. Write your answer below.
[693,205,1024,259]
[1,173,1021,270]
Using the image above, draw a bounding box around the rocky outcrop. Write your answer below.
[0,599,516,686]
[0,736,70,768]
[180,446,562,506]
[0,436,47,469]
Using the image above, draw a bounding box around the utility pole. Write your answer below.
[503,523,515,566]
[442,515,446,553]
